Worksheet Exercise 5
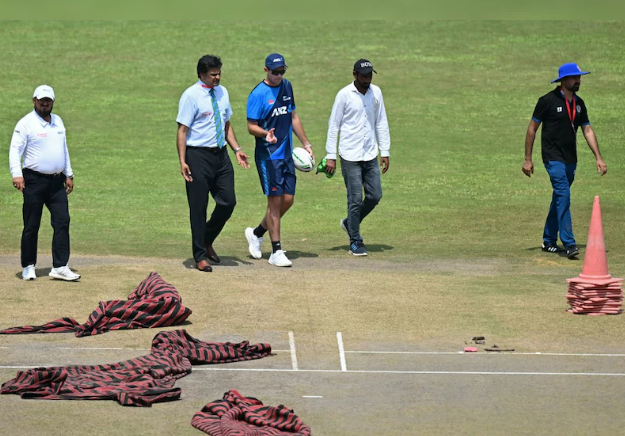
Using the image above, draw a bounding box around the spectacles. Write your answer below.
[271,69,286,76]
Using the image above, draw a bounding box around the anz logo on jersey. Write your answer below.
[271,106,289,117]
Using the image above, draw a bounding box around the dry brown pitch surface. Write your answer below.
[1,254,625,435]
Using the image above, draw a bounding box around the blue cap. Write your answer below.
[551,63,590,83]
[265,53,287,70]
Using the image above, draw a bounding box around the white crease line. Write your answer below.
[3,344,624,358]
[303,396,323,398]
[337,332,347,371]
[288,331,298,371]
[2,366,58,369]
[347,351,467,355]
[0,346,150,351]
[3,343,624,358]
[0,346,289,352]
[346,351,625,357]
[57,347,150,351]
[147,368,625,377]
[2,366,625,377]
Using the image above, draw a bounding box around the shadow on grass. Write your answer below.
[327,244,394,253]
[284,251,318,260]
[183,257,254,269]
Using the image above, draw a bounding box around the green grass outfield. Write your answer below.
[1,21,624,268]
[2,22,625,436]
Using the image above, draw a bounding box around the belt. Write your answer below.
[23,168,65,178]
[187,146,225,154]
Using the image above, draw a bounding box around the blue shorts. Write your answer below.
[256,157,296,196]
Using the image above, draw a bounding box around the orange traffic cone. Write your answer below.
[566,196,623,315]
[579,196,611,280]
[568,196,622,285]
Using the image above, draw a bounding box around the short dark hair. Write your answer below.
[197,55,222,78]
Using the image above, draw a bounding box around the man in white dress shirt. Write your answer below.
[9,85,81,281]
[325,59,391,256]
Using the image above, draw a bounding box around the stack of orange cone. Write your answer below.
[566,196,623,316]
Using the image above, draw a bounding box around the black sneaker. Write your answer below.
[542,243,563,253]
[566,245,580,259]
[349,241,368,256]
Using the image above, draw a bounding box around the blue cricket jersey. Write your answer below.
[246,79,296,161]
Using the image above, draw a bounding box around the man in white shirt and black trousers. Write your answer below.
[9,85,80,281]
[325,59,391,256]
[176,54,250,272]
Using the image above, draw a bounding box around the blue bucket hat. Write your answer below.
[551,63,590,83]
[265,53,287,70]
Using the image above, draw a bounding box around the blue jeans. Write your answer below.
[543,160,577,247]
[340,157,382,243]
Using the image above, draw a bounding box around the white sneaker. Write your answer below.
[22,265,36,281]
[340,218,349,235]
[268,250,292,267]
[49,265,81,281]
[245,227,263,259]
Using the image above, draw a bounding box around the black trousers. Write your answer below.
[185,146,236,262]
[21,169,71,268]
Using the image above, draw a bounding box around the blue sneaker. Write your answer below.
[349,241,367,256]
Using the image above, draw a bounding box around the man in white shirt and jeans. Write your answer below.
[325,59,391,256]
[9,85,80,281]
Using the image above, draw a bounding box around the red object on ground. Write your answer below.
[1,330,272,407]
[464,347,478,352]
[577,196,612,281]
[192,390,311,436]
[0,272,192,336]
[566,197,623,315]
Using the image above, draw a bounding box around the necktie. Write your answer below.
[209,88,226,148]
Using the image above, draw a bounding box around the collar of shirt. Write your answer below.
[197,80,218,93]
[349,81,371,96]
[33,110,57,127]
[556,87,576,101]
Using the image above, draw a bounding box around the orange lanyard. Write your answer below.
[564,94,576,129]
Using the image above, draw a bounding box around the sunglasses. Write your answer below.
[271,69,286,76]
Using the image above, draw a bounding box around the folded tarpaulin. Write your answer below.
[0,272,192,337]
[1,330,272,406]
[192,390,311,435]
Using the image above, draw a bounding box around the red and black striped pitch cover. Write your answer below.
[192,390,311,435]
[0,272,192,337]
[151,329,272,365]
[1,330,272,407]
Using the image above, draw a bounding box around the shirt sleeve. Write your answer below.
[532,96,548,123]
[176,90,197,128]
[8,120,27,178]
[246,88,263,121]
[325,91,344,160]
[375,90,391,157]
[224,104,233,123]
[61,121,74,178]
[578,99,590,125]
[222,89,233,123]
[288,81,296,112]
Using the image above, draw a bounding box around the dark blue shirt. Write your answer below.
[247,79,296,161]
